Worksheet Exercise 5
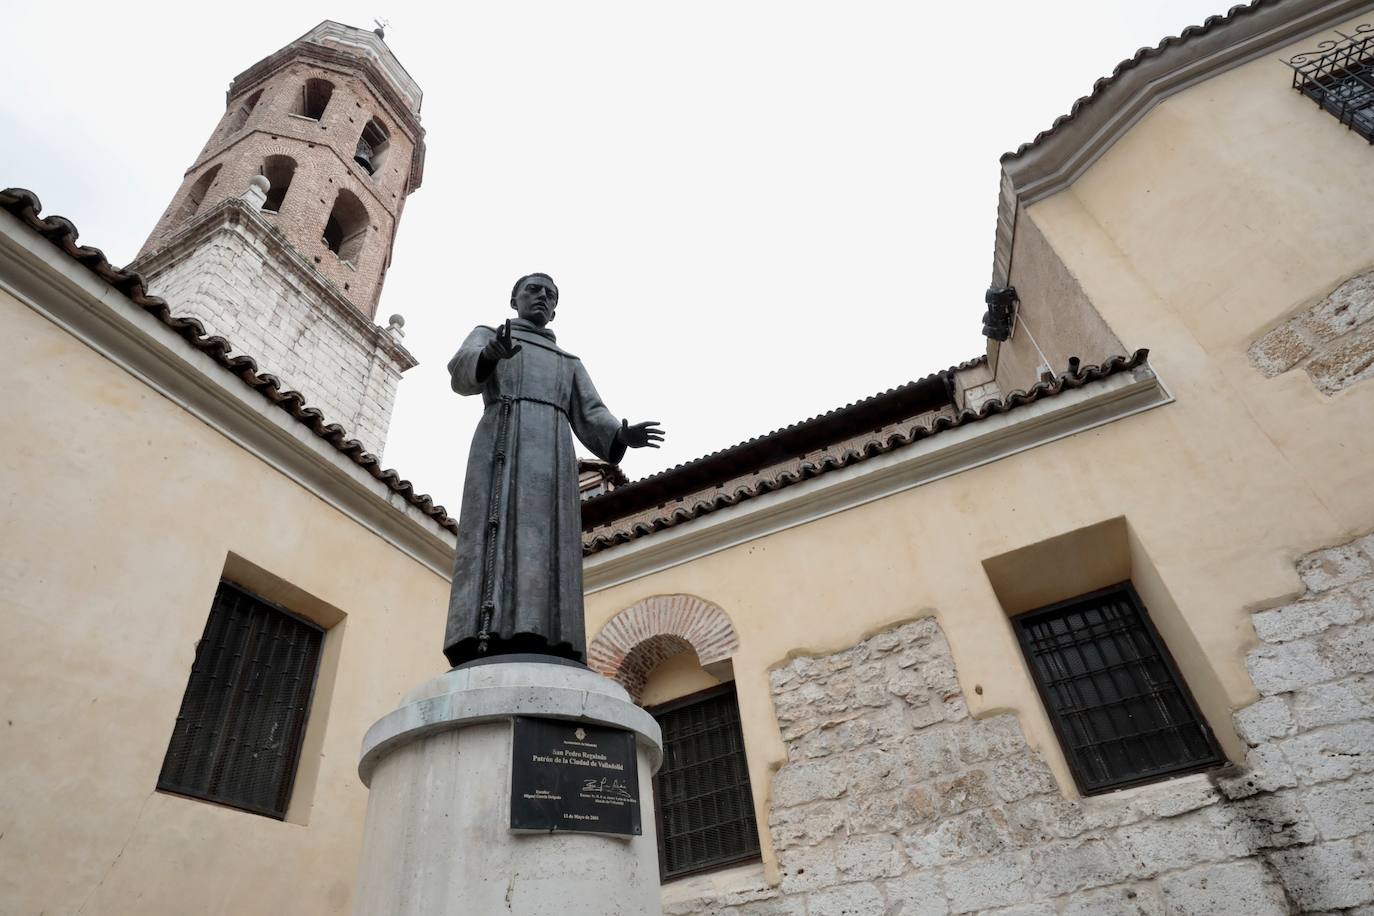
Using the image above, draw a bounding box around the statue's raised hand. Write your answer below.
[481,319,523,362]
[619,419,665,449]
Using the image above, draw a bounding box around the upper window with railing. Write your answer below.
[1286,24,1374,143]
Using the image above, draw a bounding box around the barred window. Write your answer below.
[1286,25,1374,143]
[1015,584,1225,795]
[158,581,324,819]
[648,685,761,881]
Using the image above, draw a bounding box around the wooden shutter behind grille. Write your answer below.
[651,685,761,880]
[158,581,324,819]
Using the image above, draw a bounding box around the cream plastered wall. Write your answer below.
[584,19,1374,886]
[639,651,723,709]
[0,288,452,914]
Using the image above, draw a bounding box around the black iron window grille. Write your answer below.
[158,580,324,819]
[648,684,761,881]
[1014,584,1225,795]
[1285,24,1374,143]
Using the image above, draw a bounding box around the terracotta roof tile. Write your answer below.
[1,187,458,535]
[582,349,1150,555]
[1002,1,1268,162]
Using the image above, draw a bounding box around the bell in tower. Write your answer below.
[128,21,427,458]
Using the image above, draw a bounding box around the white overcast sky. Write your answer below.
[3,1,1228,512]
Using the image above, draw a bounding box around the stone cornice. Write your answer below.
[583,364,1172,593]
[0,207,454,576]
[129,198,418,372]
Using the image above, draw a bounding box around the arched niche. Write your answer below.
[587,595,740,702]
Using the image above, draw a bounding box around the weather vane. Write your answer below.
[373,18,390,39]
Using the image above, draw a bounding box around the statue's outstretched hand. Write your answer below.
[619,419,665,449]
[481,319,523,362]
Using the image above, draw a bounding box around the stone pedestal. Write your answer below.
[354,659,664,915]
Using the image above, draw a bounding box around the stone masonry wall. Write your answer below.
[667,533,1374,915]
[1250,269,1374,394]
[143,209,410,456]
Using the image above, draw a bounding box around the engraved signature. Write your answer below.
[582,777,633,799]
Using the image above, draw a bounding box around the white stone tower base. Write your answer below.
[354,659,664,915]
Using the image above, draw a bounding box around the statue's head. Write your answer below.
[510,273,559,327]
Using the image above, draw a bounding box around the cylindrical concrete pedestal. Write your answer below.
[354,659,664,915]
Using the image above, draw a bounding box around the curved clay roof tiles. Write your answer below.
[1002,1,1268,162]
[1,187,458,534]
[582,349,1150,555]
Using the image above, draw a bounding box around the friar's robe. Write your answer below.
[444,318,625,667]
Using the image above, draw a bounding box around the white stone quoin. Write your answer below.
[354,661,665,915]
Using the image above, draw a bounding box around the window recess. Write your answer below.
[1014,583,1225,795]
[648,684,761,881]
[157,580,324,819]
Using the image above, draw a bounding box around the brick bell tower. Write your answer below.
[130,21,425,456]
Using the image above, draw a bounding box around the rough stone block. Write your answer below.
[954,715,1028,763]
[778,844,840,895]
[769,667,798,692]
[906,699,950,730]
[792,716,878,760]
[1323,622,1374,676]
[990,755,1058,803]
[1214,745,1298,800]
[900,728,961,779]
[1246,639,1338,696]
[1303,271,1374,340]
[1267,839,1374,910]
[805,881,884,916]
[717,899,806,916]
[1205,791,1316,852]
[982,906,1054,916]
[1117,812,1231,875]
[1159,861,1289,915]
[1308,323,1374,394]
[1249,322,1312,377]
[893,618,941,646]
[883,871,949,916]
[1300,543,1373,593]
[941,856,1031,914]
[847,784,939,835]
[1127,777,1222,818]
[1253,590,1363,643]
[836,833,907,881]
[1279,721,1374,784]
[1303,774,1374,840]
[770,800,848,849]
[1006,793,1135,845]
[1061,884,1163,916]
[901,807,1012,867]
[845,748,905,797]
[1293,675,1374,730]
[1027,837,1134,897]
[772,758,850,808]
[1233,695,1296,745]
[932,768,998,815]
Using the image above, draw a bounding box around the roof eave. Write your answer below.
[992,0,1373,283]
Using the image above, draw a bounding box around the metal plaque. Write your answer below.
[510,716,641,836]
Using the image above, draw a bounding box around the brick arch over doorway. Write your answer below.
[587,595,740,701]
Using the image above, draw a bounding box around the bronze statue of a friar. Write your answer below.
[443,274,664,667]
